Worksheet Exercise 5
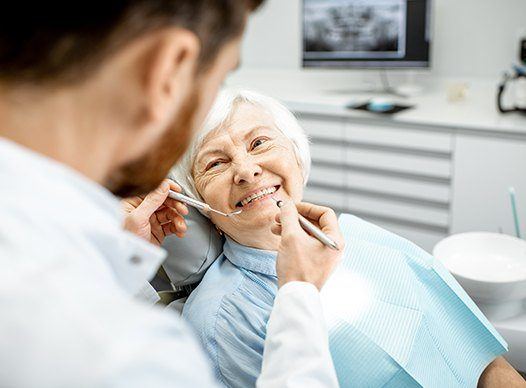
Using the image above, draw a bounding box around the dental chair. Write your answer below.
[151,195,223,313]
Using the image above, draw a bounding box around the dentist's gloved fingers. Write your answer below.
[294,202,327,221]
[134,180,172,219]
[277,200,302,236]
[270,223,282,236]
[162,222,185,239]
[166,179,181,192]
[164,180,189,215]
[156,215,186,241]
[133,179,188,219]
[161,199,189,216]
[122,179,188,245]
[156,207,187,231]
[296,202,344,248]
[276,201,344,290]
[172,201,189,216]
[150,214,165,245]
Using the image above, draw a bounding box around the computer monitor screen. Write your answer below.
[303,0,431,68]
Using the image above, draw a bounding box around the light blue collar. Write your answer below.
[223,236,277,277]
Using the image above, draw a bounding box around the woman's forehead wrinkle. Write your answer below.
[196,105,282,165]
[197,131,230,160]
[230,104,275,133]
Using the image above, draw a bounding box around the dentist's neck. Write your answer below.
[0,84,123,185]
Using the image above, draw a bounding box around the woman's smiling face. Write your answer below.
[193,102,304,246]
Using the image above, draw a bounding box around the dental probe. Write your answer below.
[272,198,339,251]
[168,190,242,217]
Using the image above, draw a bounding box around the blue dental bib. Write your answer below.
[323,215,508,387]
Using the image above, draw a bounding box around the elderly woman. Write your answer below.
[171,90,520,387]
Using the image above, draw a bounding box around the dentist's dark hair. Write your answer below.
[0,0,264,85]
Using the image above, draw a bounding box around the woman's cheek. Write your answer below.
[200,175,231,211]
[195,175,215,203]
[200,183,218,207]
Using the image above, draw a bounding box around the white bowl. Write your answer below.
[433,232,526,320]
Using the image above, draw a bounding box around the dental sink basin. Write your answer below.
[434,232,526,320]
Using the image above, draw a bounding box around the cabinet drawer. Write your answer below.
[310,143,346,164]
[299,117,344,141]
[309,164,346,185]
[346,148,451,179]
[345,171,450,204]
[343,193,449,229]
[345,122,453,154]
[304,186,346,209]
[308,167,450,205]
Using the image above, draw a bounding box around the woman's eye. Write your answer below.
[207,160,223,170]
[251,138,268,150]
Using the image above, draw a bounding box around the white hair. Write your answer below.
[170,89,311,207]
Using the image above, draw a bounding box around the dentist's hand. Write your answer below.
[271,201,344,290]
[122,179,189,246]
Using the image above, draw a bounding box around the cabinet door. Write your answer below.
[299,115,347,209]
[451,135,526,236]
[343,122,453,252]
[298,115,454,252]
[298,115,344,142]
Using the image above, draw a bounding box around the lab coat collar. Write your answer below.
[0,137,166,300]
[223,236,277,277]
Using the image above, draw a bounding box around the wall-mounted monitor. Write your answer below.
[303,0,432,69]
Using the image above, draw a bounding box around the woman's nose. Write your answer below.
[233,160,263,185]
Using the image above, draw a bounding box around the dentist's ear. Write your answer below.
[143,28,200,125]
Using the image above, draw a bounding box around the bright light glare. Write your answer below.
[320,270,373,325]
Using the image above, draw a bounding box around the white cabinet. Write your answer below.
[301,116,347,211]
[300,114,452,252]
[344,171,450,203]
[451,135,526,236]
[298,112,526,252]
[344,124,452,153]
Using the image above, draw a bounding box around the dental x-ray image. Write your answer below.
[304,0,407,59]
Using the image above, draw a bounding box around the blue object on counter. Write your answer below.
[323,214,508,387]
[367,98,395,112]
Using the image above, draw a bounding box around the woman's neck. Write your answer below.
[226,226,280,251]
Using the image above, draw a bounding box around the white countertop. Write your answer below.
[226,69,526,136]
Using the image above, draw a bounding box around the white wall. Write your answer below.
[241,0,526,79]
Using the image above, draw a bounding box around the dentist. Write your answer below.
[0,1,341,387]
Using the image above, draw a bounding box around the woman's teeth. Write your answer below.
[239,186,277,207]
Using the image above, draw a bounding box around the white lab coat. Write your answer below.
[0,137,338,387]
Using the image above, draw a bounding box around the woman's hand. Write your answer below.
[271,201,344,290]
[478,356,526,387]
[122,179,189,246]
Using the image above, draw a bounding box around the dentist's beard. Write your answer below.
[106,90,198,198]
